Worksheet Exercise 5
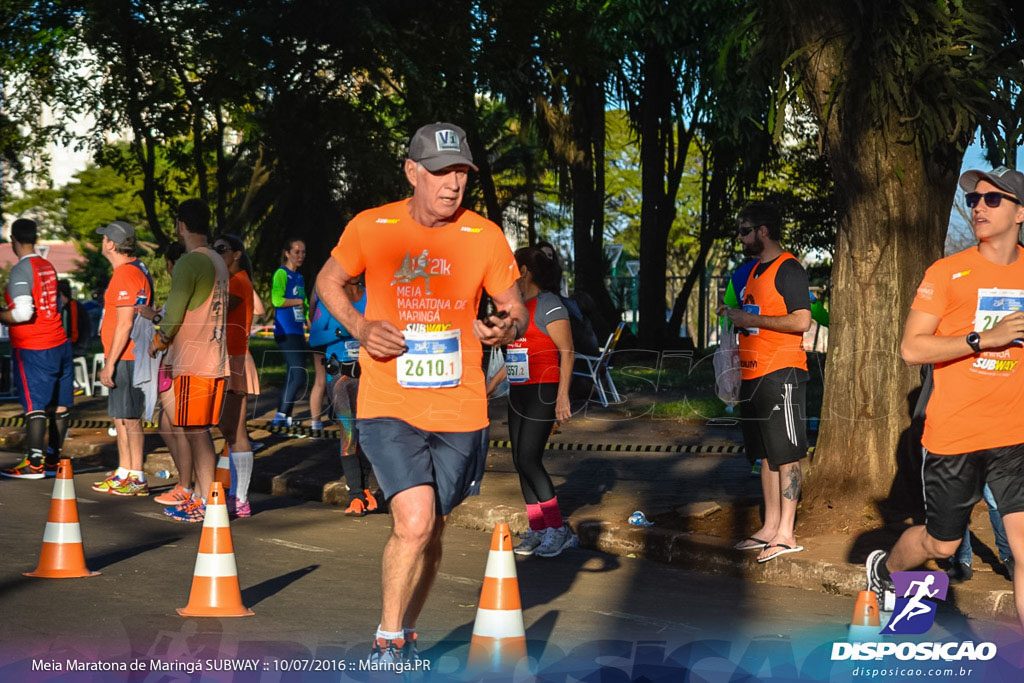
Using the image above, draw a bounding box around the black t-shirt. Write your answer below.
[752,257,811,314]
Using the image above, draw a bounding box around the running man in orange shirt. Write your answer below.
[316,122,527,665]
[867,166,1024,631]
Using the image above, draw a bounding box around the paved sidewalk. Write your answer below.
[0,393,1016,625]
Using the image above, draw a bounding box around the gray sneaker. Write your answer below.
[514,529,544,556]
[534,525,577,558]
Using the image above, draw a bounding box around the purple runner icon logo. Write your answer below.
[881,571,949,635]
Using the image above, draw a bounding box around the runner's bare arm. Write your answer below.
[473,283,528,347]
[902,309,1024,365]
[716,305,811,334]
[317,258,406,359]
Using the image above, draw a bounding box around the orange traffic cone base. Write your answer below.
[177,482,252,617]
[26,459,99,579]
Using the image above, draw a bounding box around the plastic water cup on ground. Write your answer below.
[628,511,654,527]
[155,470,171,479]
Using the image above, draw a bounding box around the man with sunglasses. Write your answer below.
[867,166,1024,630]
[718,202,812,563]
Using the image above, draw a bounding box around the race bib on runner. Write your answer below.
[741,303,761,336]
[505,347,529,383]
[975,288,1024,333]
[398,329,462,388]
[292,306,305,323]
[339,340,360,362]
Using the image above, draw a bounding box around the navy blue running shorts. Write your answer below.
[356,417,489,515]
[13,342,73,413]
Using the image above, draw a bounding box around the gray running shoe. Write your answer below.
[534,525,578,558]
[514,529,544,556]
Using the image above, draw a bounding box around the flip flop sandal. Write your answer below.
[734,536,770,551]
[757,543,805,563]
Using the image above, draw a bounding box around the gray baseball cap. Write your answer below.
[96,220,135,244]
[408,122,478,172]
[958,166,1024,204]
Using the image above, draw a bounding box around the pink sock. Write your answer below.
[526,503,545,531]
[539,497,563,529]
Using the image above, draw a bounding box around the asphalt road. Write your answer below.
[0,454,1017,681]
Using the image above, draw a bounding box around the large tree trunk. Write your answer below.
[637,46,670,346]
[789,21,963,524]
[806,131,953,518]
[569,78,618,324]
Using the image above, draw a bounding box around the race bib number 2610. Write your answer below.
[397,329,462,388]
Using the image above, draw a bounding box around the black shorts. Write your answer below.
[108,360,146,420]
[356,418,488,515]
[738,368,807,468]
[923,443,1024,542]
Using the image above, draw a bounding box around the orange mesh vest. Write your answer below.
[738,252,807,380]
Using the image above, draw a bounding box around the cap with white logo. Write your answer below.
[408,122,478,172]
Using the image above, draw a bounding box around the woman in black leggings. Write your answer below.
[487,246,576,557]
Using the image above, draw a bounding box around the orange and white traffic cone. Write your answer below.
[177,482,253,617]
[215,444,231,492]
[467,523,527,672]
[848,590,882,641]
[25,458,99,578]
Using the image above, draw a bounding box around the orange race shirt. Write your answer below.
[738,252,808,380]
[331,199,518,432]
[226,270,255,356]
[912,245,1024,455]
[101,260,152,361]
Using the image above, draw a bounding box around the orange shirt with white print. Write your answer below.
[101,260,152,361]
[912,245,1024,455]
[330,199,518,432]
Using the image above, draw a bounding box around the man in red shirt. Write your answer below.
[89,221,154,496]
[0,219,74,479]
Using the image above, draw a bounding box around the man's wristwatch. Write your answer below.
[966,331,982,353]
[152,313,162,325]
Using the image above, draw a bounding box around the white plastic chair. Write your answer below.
[91,353,108,396]
[572,322,626,407]
[73,356,91,396]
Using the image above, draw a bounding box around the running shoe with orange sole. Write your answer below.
[154,483,191,505]
[1,457,46,479]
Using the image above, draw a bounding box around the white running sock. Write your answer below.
[376,626,403,641]
[231,450,254,504]
[115,467,129,480]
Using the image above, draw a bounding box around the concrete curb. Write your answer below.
[264,459,1017,624]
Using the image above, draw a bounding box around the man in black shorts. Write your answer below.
[718,202,811,563]
[317,122,527,665]
[867,166,1024,630]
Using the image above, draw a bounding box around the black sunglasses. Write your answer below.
[737,224,758,237]
[965,191,1021,209]
[213,244,230,254]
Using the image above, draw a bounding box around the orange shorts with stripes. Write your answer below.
[173,375,226,427]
